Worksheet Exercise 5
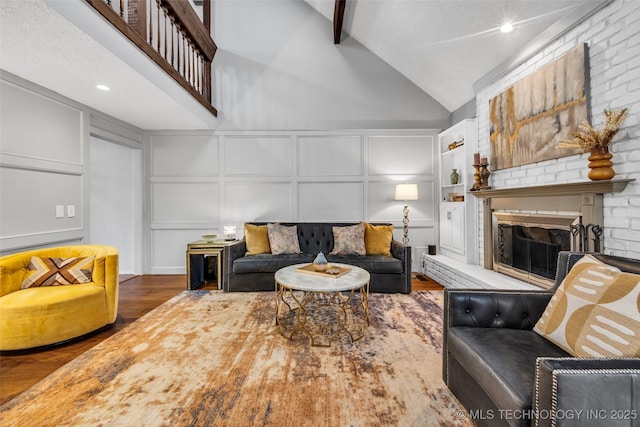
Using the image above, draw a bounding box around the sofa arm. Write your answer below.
[223,239,247,290]
[534,357,640,427]
[226,239,247,263]
[0,254,30,297]
[390,239,411,273]
[445,289,553,330]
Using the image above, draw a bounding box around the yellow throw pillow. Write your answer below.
[533,254,640,358]
[365,223,393,256]
[244,224,271,255]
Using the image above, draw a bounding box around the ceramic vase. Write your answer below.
[313,252,328,271]
[588,146,615,180]
[450,169,459,185]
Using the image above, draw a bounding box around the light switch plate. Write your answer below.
[67,205,76,218]
[56,205,65,218]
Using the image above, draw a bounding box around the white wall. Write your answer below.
[475,0,640,260]
[211,0,451,130]
[0,75,87,253]
[146,130,439,274]
[0,72,144,260]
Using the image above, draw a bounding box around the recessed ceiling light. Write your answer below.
[96,84,110,91]
[500,22,514,33]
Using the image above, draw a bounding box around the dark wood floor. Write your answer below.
[0,273,442,405]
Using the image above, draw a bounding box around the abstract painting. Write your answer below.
[489,44,588,170]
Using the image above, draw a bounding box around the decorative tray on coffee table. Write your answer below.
[296,264,351,278]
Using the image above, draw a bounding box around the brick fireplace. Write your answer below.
[423,179,632,290]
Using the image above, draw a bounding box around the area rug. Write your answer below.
[0,291,472,427]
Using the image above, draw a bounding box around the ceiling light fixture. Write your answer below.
[96,84,110,91]
[500,22,514,33]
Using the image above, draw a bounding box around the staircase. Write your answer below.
[86,0,217,116]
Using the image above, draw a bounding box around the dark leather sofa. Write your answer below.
[444,251,640,427]
[223,222,411,293]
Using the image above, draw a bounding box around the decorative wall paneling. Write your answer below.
[0,72,145,264]
[146,130,439,274]
[0,80,84,164]
[224,135,292,176]
[224,182,294,223]
[0,77,87,253]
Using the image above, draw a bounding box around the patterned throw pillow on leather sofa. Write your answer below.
[267,223,301,255]
[330,223,366,256]
[534,254,640,358]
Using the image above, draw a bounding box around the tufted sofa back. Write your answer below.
[245,222,393,254]
[553,251,640,290]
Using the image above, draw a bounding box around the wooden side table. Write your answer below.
[186,240,235,290]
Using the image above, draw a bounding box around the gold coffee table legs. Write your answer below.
[275,283,369,347]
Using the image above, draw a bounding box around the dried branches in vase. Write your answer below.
[557,108,628,180]
[557,108,628,151]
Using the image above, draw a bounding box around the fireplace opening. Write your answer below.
[492,213,579,288]
[498,224,571,280]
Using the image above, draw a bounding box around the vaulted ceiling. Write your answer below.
[0,0,610,130]
[305,0,610,112]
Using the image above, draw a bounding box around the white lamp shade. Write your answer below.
[394,183,419,201]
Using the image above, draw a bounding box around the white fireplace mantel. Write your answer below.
[470,180,632,199]
[472,179,633,272]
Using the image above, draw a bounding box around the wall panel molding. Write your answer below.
[297,135,363,177]
[0,154,84,175]
[1,79,84,166]
[151,181,220,223]
[368,134,436,176]
[151,134,219,177]
[146,129,440,272]
[0,230,85,254]
[90,114,143,148]
[224,181,293,223]
[224,135,293,177]
[298,181,364,221]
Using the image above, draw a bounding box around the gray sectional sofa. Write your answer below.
[443,251,640,427]
[223,222,411,293]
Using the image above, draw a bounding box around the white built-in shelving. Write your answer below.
[437,119,478,263]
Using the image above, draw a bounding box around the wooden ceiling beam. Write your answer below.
[333,0,346,44]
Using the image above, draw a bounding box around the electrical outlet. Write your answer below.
[55,205,65,218]
[67,205,76,218]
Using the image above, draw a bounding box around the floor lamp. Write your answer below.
[394,183,419,244]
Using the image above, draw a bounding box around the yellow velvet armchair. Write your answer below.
[0,245,119,350]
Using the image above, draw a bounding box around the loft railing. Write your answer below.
[85,0,217,116]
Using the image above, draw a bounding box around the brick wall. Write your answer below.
[475,0,640,261]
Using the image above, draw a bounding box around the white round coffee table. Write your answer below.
[275,263,370,347]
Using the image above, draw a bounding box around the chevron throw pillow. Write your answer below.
[21,256,95,289]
